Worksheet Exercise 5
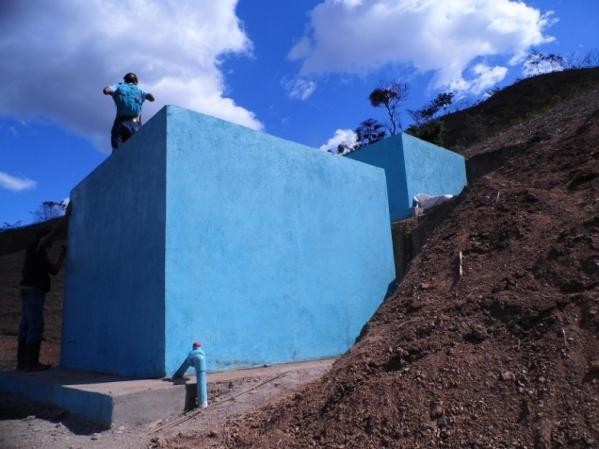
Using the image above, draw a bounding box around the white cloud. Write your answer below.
[0,171,37,192]
[319,128,358,153]
[289,0,554,92]
[282,77,318,100]
[0,0,262,152]
[451,64,508,94]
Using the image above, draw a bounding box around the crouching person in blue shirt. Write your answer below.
[103,72,155,151]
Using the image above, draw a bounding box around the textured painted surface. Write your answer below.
[401,133,468,207]
[63,106,395,378]
[62,109,167,377]
[164,106,395,374]
[344,135,408,222]
[347,133,467,220]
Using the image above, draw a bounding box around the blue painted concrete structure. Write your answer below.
[0,371,115,427]
[346,133,467,221]
[62,106,396,378]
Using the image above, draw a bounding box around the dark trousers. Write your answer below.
[111,117,142,150]
[18,289,45,345]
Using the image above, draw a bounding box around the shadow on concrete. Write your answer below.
[0,392,108,434]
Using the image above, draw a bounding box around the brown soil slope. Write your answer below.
[216,86,599,448]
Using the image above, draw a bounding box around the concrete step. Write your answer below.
[0,358,334,428]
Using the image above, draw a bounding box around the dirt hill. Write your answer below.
[205,72,597,448]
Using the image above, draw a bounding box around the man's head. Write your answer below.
[123,72,138,85]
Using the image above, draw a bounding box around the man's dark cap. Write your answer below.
[123,73,138,84]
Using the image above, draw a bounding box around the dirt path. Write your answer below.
[0,359,333,449]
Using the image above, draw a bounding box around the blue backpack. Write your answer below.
[114,83,144,117]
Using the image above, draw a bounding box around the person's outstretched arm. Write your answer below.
[103,86,114,95]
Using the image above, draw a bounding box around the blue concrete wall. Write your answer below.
[346,133,467,221]
[62,109,167,377]
[164,106,395,374]
[345,135,409,221]
[400,133,467,209]
[63,105,395,378]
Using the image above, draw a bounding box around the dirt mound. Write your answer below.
[211,88,599,448]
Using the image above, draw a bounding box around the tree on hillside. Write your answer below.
[577,49,599,68]
[1,220,22,230]
[409,91,455,125]
[523,50,565,76]
[368,82,408,135]
[32,200,68,222]
[355,118,386,149]
[567,49,599,69]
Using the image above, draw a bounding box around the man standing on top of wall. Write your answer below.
[103,72,155,151]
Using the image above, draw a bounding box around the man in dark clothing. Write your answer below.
[18,228,66,371]
[103,72,155,151]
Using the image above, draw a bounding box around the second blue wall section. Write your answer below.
[347,133,467,221]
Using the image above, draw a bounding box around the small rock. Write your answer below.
[24,415,35,421]
[207,430,218,438]
[91,433,100,440]
[150,436,167,447]
[118,425,125,431]
[463,330,486,344]
[589,360,599,373]
[501,371,516,381]
[32,426,42,432]
[430,404,444,419]
[437,416,448,428]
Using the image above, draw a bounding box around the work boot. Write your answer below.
[17,340,26,371]
[24,343,51,372]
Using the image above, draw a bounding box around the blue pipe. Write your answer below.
[173,341,208,408]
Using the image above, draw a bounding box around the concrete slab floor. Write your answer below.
[0,358,334,449]
[0,358,335,430]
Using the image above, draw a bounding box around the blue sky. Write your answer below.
[1,0,598,226]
